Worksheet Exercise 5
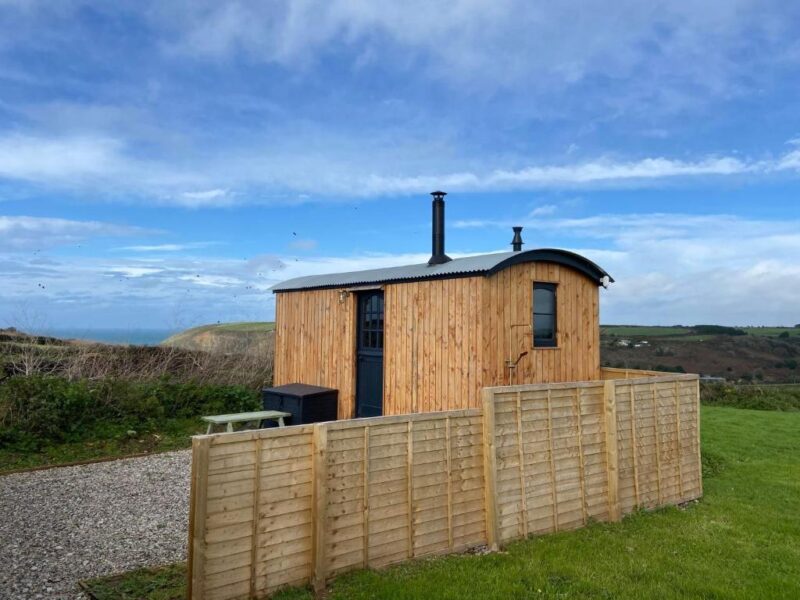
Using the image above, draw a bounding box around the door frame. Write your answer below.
[354,289,385,418]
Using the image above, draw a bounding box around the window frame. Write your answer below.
[357,291,384,352]
[532,282,558,348]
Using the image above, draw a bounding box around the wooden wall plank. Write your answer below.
[274,290,356,420]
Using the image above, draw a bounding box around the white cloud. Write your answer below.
[178,274,242,287]
[115,242,217,252]
[288,238,318,251]
[0,215,147,251]
[177,189,234,208]
[774,149,800,172]
[458,211,800,326]
[529,204,557,217]
[156,0,792,97]
[106,266,164,278]
[0,1,799,206]
[487,156,750,186]
[2,211,799,327]
[0,135,126,181]
[0,131,774,200]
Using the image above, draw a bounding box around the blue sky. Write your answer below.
[1,1,800,330]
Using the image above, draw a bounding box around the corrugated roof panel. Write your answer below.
[271,248,612,292]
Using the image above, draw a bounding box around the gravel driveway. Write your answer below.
[0,451,191,599]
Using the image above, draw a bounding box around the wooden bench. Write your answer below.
[201,410,292,434]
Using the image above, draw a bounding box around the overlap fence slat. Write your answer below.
[189,374,701,599]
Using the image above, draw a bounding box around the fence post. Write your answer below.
[312,424,329,595]
[249,437,263,597]
[482,388,500,550]
[188,436,210,600]
[603,380,621,522]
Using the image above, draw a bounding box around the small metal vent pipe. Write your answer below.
[511,226,524,251]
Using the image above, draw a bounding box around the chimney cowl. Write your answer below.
[428,191,452,265]
[511,226,524,252]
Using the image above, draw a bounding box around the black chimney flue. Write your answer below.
[428,191,452,265]
[511,226,524,252]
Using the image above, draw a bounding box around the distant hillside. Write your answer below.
[601,325,800,382]
[162,322,275,354]
[0,326,273,388]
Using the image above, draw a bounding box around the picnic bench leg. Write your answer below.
[278,417,285,427]
[206,424,213,435]
[226,422,234,433]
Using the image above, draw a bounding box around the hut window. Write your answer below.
[359,292,384,350]
[533,282,557,347]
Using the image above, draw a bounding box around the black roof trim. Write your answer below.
[485,248,614,283]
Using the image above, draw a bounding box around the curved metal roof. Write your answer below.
[271,248,613,292]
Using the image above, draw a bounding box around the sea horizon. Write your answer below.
[28,327,179,346]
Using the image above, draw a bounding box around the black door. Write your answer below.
[356,291,384,418]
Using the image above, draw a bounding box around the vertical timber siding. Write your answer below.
[189,374,701,600]
[274,290,356,419]
[383,263,600,415]
[481,262,600,388]
[383,277,484,415]
[274,262,599,418]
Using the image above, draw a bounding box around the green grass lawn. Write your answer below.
[83,405,800,599]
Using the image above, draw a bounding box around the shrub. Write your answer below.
[653,364,686,373]
[692,325,746,336]
[0,375,259,447]
[779,331,790,339]
[701,383,800,411]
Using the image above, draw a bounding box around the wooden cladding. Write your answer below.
[383,276,483,414]
[188,374,702,600]
[481,261,600,388]
[274,289,356,419]
[274,261,600,418]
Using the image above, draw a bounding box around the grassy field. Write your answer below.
[161,322,275,347]
[160,321,275,354]
[603,324,800,339]
[83,405,800,599]
[163,322,275,338]
[601,325,690,337]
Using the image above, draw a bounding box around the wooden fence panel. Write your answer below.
[189,374,701,599]
[485,374,702,546]
[189,426,315,600]
[490,382,610,542]
[615,377,701,514]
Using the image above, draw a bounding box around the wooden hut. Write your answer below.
[272,192,613,420]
